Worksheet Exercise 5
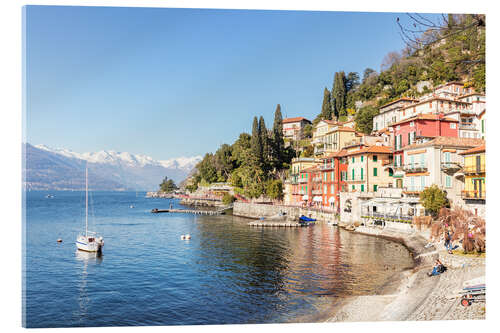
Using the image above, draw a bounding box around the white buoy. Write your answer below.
[180,235,186,240]
[185,234,191,240]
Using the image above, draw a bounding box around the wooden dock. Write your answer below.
[151,205,232,216]
[248,221,307,227]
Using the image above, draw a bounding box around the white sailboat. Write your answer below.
[76,167,104,253]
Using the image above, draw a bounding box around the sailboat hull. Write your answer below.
[76,235,103,253]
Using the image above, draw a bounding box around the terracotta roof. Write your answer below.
[403,137,485,150]
[283,117,311,124]
[379,97,418,110]
[390,113,458,127]
[400,96,471,111]
[322,149,349,159]
[460,144,485,155]
[344,145,392,156]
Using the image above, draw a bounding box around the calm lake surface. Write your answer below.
[23,191,414,327]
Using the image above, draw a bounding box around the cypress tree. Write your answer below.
[251,116,261,166]
[332,71,347,117]
[321,87,332,120]
[272,104,285,169]
[259,116,270,169]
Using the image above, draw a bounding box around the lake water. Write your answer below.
[23,191,414,328]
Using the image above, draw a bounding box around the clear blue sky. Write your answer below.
[25,6,439,160]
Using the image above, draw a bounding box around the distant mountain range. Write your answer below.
[23,143,201,191]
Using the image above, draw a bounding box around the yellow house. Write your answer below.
[460,144,485,201]
[344,145,393,193]
[322,126,357,154]
[312,120,337,156]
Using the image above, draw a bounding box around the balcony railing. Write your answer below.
[320,164,334,170]
[311,190,322,195]
[362,213,413,223]
[461,190,486,200]
[403,163,428,173]
[463,164,486,174]
[298,178,308,183]
[459,123,477,130]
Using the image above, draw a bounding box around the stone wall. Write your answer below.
[233,202,336,222]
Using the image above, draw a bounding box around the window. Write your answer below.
[361,184,364,192]
[361,156,364,162]
[352,185,355,191]
[445,175,452,188]
[324,185,327,193]
[373,185,378,192]
[450,123,456,129]
[361,168,364,180]
[352,157,355,163]
[330,185,334,194]
[482,119,484,133]
[305,185,307,192]
[421,176,425,189]
[389,169,393,177]
[331,171,334,181]
[373,155,377,162]
[352,169,355,180]
[373,167,378,176]
[410,121,415,127]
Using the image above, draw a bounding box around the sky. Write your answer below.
[24,5,441,160]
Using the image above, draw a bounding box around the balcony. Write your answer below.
[461,190,486,200]
[298,178,308,183]
[403,163,428,173]
[320,164,334,170]
[441,162,462,174]
[463,164,485,174]
[459,123,477,130]
[311,190,322,195]
[312,177,322,183]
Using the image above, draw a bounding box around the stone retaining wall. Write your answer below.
[233,202,336,222]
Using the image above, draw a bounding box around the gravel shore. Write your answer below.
[326,226,485,322]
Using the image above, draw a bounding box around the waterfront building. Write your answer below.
[391,114,459,175]
[319,150,348,211]
[344,145,393,194]
[282,117,312,142]
[401,137,484,206]
[288,157,321,205]
[459,144,485,217]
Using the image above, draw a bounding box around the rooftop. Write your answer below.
[460,144,485,155]
[403,137,485,150]
[344,145,392,156]
[390,113,458,127]
[283,117,311,124]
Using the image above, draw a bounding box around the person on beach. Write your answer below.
[444,227,453,254]
[428,259,447,277]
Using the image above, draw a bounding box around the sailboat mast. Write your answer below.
[85,167,88,237]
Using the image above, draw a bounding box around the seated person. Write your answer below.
[428,259,447,276]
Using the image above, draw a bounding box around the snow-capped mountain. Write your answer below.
[25,143,201,191]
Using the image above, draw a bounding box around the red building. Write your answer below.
[320,150,348,212]
[391,114,459,167]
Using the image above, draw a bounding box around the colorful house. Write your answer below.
[283,117,312,142]
[401,137,484,204]
[460,144,485,217]
[391,114,459,170]
[344,146,393,193]
[288,157,320,205]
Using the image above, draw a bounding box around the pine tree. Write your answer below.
[272,104,285,169]
[332,71,347,117]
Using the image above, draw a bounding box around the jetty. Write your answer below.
[248,221,308,227]
[151,205,232,216]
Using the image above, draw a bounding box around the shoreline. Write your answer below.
[325,226,485,322]
[231,202,485,322]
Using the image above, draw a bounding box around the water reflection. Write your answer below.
[74,251,102,325]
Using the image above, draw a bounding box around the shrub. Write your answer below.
[222,193,236,205]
